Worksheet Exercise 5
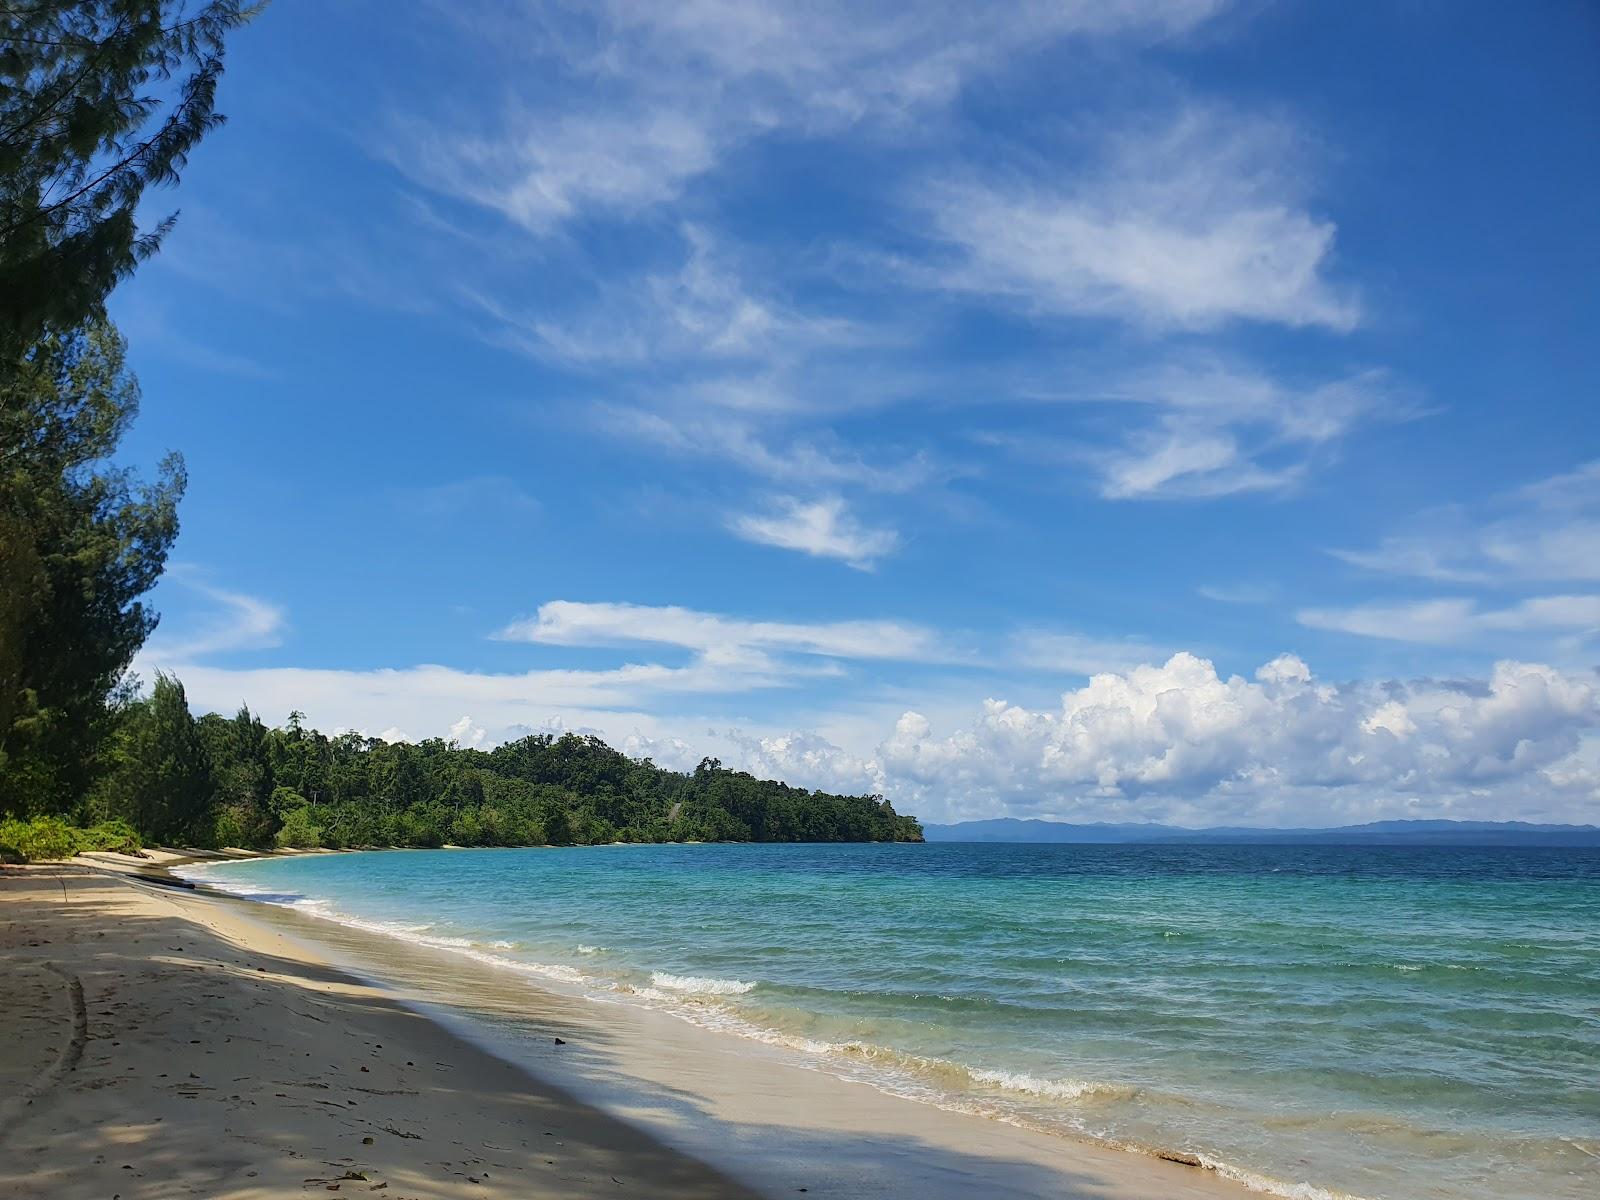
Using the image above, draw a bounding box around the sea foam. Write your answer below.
[648,971,756,996]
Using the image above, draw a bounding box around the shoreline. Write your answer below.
[0,863,758,1199]
[3,858,1261,1199]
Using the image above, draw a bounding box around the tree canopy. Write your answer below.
[55,682,924,850]
[0,319,184,815]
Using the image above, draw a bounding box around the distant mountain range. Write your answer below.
[920,818,1600,847]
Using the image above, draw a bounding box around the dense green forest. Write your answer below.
[2,674,922,856]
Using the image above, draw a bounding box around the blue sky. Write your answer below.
[117,1,1600,826]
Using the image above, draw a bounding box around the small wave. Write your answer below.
[649,971,756,996]
[576,944,603,955]
[504,960,587,985]
[969,1068,1130,1102]
[488,939,515,950]
[1200,1155,1364,1200]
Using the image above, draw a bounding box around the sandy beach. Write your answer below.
[1,861,1253,1199]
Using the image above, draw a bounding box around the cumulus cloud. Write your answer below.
[874,653,1600,823]
[629,652,1600,824]
[729,495,899,569]
[908,106,1359,331]
[449,715,490,750]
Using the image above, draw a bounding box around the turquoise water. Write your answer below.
[185,843,1600,1200]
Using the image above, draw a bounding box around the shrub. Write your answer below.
[0,816,86,861]
[79,819,143,855]
[274,805,322,849]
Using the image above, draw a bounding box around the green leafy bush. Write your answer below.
[81,819,143,855]
[0,815,141,861]
[274,805,323,849]
[0,815,80,861]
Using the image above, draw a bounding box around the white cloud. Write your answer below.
[394,1,1224,235]
[909,106,1360,331]
[1009,631,1169,675]
[406,108,718,236]
[496,599,944,662]
[985,358,1404,500]
[141,576,287,661]
[1198,582,1276,605]
[730,495,898,569]
[1334,459,1600,584]
[1298,595,1600,644]
[875,653,1600,823]
[601,405,943,493]
[449,715,489,749]
[151,657,811,744]
[470,225,858,369]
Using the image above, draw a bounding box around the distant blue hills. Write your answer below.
[920,817,1600,847]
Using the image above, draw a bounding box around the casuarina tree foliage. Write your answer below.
[2,3,254,817]
[0,1,258,361]
[0,321,185,815]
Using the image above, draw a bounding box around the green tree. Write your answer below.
[0,320,184,815]
[1,0,259,361]
[116,672,213,842]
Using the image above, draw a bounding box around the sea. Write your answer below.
[179,842,1600,1200]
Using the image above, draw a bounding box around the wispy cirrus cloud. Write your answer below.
[1333,460,1600,584]
[1307,462,1600,654]
[729,495,900,569]
[1008,630,1171,675]
[465,225,862,369]
[1197,582,1278,605]
[140,573,288,663]
[903,106,1361,332]
[394,0,1225,236]
[980,357,1408,500]
[1297,594,1600,644]
[497,599,945,663]
[599,405,945,494]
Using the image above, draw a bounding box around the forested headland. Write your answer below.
[2,674,923,858]
[0,4,920,862]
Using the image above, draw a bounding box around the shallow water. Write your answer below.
[183,842,1600,1200]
